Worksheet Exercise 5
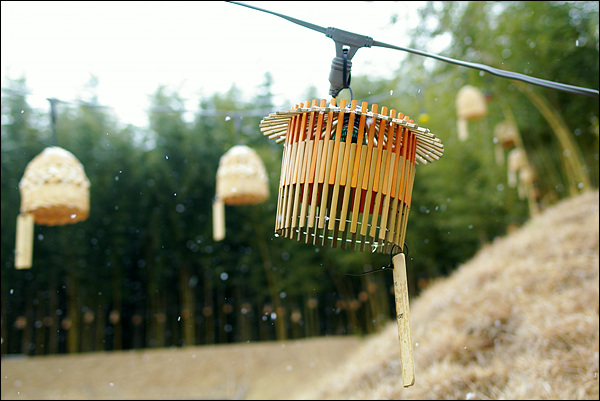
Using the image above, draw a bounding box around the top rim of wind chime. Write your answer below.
[259,99,444,165]
[19,146,90,226]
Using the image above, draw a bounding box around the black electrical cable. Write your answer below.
[226,1,599,98]
[372,40,599,98]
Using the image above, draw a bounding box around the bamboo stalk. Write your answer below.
[328,138,346,232]
[372,106,388,193]
[283,114,303,235]
[290,102,311,234]
[350,147,368,233]
[307,99,328,232]
[298,100,319,240]
[359,104,379,239]
[398,133,417,247]
[317,99,337,232]
[276,117,296,231]
[328,99,347,185]
[386,122,406,245]
[338,142,356,232]
[394,126,413,247]
[392,252,415,387]
[360,146,378,239]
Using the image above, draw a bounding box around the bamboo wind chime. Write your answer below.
[456,85,488,141]
[213,145,269,241]
[260,98,444,386]
[15,146,91,269]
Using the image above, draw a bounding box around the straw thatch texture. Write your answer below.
[494,120,519,149]
[456,85,488,121]
[19,146,90,226]
[216,145,269,205]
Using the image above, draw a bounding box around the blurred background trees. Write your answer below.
[1,1,598,356]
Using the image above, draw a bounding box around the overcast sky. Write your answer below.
[1,1,434,128]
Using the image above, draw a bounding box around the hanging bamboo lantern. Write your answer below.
[518,165,535,200]
[259,98,444,386]
[494,120,519,149]
[213,144,269,241]
[493,120,520,165]
[15,146,91,269]
[507,147,527,188]
[456,85,488,141]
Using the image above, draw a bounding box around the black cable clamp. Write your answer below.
[326,27,373,98]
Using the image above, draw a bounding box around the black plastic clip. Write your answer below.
[326,27,373,97]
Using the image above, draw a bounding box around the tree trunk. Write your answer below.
[179,264,195,346]
[203,272,215,344]
[111,268,123,351]
[250,207,287,341]
[66,272,80,354]
[48,273,60,354]
[95,304,106,351]
[516,82,591,195]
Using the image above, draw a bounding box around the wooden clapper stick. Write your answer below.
[392,251,415,387]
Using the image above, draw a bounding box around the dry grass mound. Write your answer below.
[299,190,599,400]
[2,191,598,400]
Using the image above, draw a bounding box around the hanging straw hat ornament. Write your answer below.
[493,120,520,165]
[507,147,527,188]
[455,85,488,141]
[494,120,519,149]
[15,146,91,269]
[259,98,444,387]
[213,145,269,241]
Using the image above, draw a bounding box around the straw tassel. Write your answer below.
[212,198,225,242]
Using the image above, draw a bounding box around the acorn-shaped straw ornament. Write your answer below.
[15,146,90,269]
[493,120,520,165]
[213,145,269,241]
[456,85,488,141]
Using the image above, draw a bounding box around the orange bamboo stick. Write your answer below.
[385,122,405,242]
[307,99,328,231]
[308,99,327,184]
[318,98,336,184]
[361,104,378,191]
[290,101,311,232]
[340,100,357,186]
[317,99,337,231]
[372,106,388,192]
[328,98,347,185]
[350,101,369,188]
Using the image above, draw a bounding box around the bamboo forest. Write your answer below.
[1,1,598,357]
